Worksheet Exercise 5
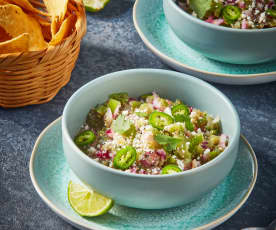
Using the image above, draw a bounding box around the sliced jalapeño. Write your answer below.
[162,164,182,174]
[222,5,241,23]
[113,146,136,170]
[74,130,96,146]
[149,111,174,130]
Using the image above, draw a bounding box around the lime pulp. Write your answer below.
[68,181,113,217]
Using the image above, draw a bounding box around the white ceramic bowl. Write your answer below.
[164,0,276,64]
[62,69,240,209]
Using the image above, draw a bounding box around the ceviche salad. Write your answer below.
[176,0,276,29]
[74,92,229,175]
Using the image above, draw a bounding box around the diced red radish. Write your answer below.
[212,18,224,25]
[242,20,248,29]
[202,154,209,162]
[205,16,214,23]
[140,151,163,168]
[106,129,113,138]
[140,159,152,168]
[268,0,274,8]
[130,166,137,173]
[157,149,167,160]
[96,150,111,159]
[201,141,208,149]
[206,17,224,26]
[239,1,245,8]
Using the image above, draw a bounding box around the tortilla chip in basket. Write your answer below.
[0,33,29,54]
[0,26,11,42]
[6,0,47,16]
[0,0,8,5]
[40,23,52,42]
[50,14,76,46]
[43,0,68,20]
[43,0,69,37]
[50,16,59,36]
[0,4,47,51]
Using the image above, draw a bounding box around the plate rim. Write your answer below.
[29,117,258,230]
[133,0,276,79]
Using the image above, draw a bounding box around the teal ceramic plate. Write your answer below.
[30,117,257,230]
[133,0,276,85]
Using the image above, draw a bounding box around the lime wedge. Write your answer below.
[83,0,110,12]
[68,181,113,217]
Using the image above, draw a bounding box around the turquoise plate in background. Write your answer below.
[133,0,276,85]
[30,117,257,230]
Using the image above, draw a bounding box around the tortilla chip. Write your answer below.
[44,0,69,37]
[0,4,48,51]
[7,0,48,16]
[0,33,29,54]
[49,14,76,46]
[41,24,51,42]
[36,17,50,27]
[43,0,68,21]
[0,26,11,42]
[50,16,60,36]
[0,0,8,5]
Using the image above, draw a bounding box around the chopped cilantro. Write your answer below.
[111,115,134,135]
[154,134,183,151]
[189,0,213,18]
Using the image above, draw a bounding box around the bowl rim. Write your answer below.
[167,0,276,33]
[62,68,240,178]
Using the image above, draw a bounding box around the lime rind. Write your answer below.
[83,0,110,12]
[68,181,113,217]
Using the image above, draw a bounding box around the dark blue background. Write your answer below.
[0,1,275,229]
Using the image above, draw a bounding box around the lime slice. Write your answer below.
[68,181,113,217]
[83,0,110,12]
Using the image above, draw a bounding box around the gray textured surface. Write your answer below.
[0,0,275,229]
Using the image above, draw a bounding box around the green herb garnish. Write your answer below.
[154,134,183,151]
[189,0,213,18]
[111,115,134,135]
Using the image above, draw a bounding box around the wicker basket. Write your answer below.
[0,0,87,108]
